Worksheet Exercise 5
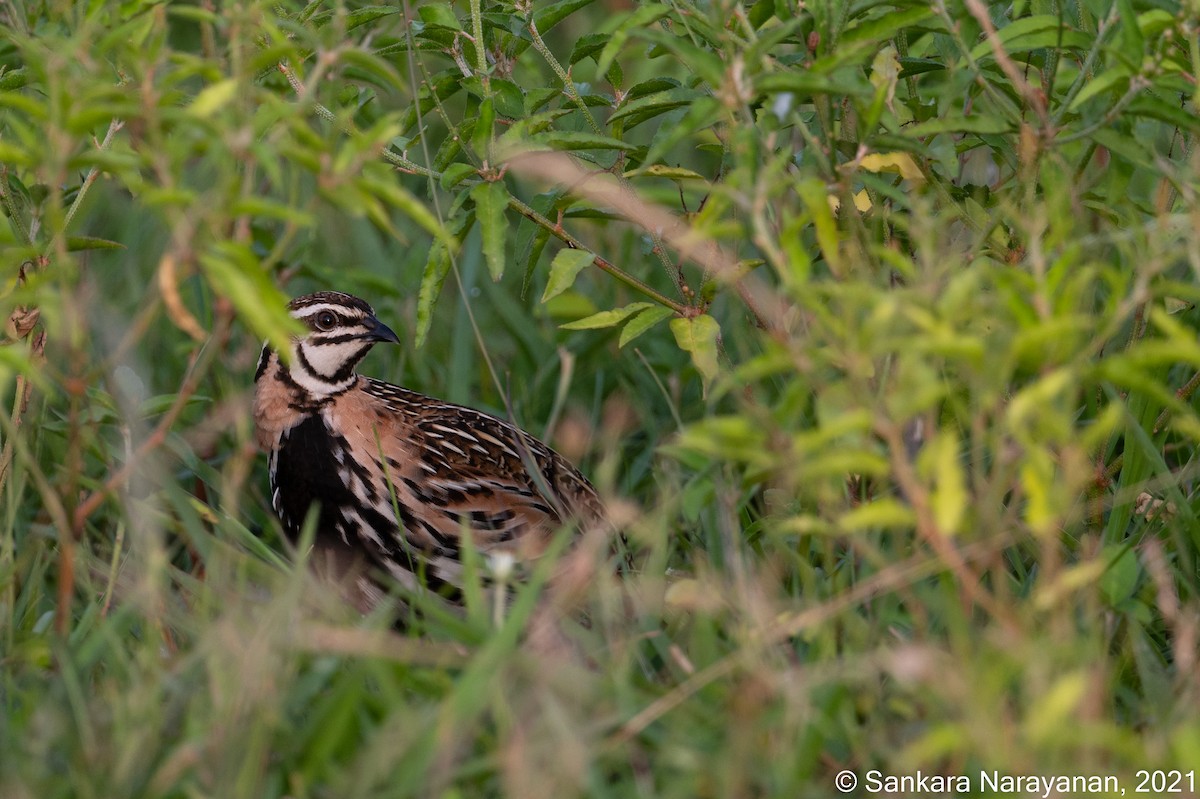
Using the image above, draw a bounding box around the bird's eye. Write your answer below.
[314,311,337,331]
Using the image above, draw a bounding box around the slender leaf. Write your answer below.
[541,248,595,302]
[472,181,509,281]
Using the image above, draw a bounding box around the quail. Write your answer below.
[253,291,604,603]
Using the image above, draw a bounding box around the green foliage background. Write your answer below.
[2,0,1200,795]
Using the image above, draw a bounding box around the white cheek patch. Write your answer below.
[304,340,363,376]
[290,341,364,396]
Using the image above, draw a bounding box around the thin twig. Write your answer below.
[504,193,688,314]
[528,20,602,137]
[468,0,487,78]
[875,415,1021,637]
[60,118,125,234]
[278,60,437,178]
[962,0,1050,130]
[71,331,219,535]
[504,150,788,329]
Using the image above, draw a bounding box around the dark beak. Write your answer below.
[364,315,401,345]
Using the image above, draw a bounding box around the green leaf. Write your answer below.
[66,236,126,252]
[541,248,595,302]
[540,131,638,151]
[524,87,560,115]
[797,178,842,274]
[347,5,400,30]
[1137,9,1176,37]
[609,88,705,127]
[340,48,406,93]
[643,96,720,166]
[201,243,300,354]
[625,77,683,100]
[0,141,30,167]
[632,28,726,87]
[230,197,317,226]
[492,79,525,118]
[472,97,495,159]
[0,92,46,118]
[0,67,29,91]
[757,71,874,99]
[1067,65,1131,111]
[560,302,652,330]
[623,165,707,181]
[440,163,477,190]
[670,314,720,387]
[533,0,595,35]
[903,114,1011,136]
[967,15,1066,61]
[926,431,967,536]
[1116,0,1144,64]
[358,170,458,251]
[417,213,475,347]
[1126,94,1200,133]
[842,6,936,46]
[518,191,560,295]
[838,499,917,531]
[472,181,509,281]
[619,305,674,347]
[898,58,947,78]
[418,4,461,29]
[595,4,672,79]
[1099,544,1140,607]
[570,33,609,65]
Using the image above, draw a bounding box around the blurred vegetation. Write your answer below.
[2,0,1200,795]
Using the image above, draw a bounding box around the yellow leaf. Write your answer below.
[870,45,901,108]
[829,190,873,212]
[928,431,966,535]
[860,152,924,182]
[798,178,842,274]
[839,499,916,531]
[189,79,238,119]
[670,315,720,390]
[1027,673,1088,745]
[1020,448,1058,537]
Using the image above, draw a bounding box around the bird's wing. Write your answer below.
[348,379,601,559]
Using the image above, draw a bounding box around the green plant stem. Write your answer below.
[0,164,31,244]
[468,0,487,78]
[525,23,680,285]
[963,0,1050,129]
[528,20,603,137]
[0,355,36,512]
[931,0,1024,125]
[505,193,688,314]
[1055,79,1148,145]
[71,328,221,535]
[1051,7,1117,128]
[59,118,124,236]
[279,60,438,178]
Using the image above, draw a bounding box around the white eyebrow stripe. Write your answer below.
[290,303,364,319]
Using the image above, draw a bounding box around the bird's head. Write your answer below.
[257,291,400,397]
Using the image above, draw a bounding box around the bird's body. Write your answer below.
[253,291,603,601]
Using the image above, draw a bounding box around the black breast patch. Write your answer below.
[273,414,361,541]
[272,414,473,600]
